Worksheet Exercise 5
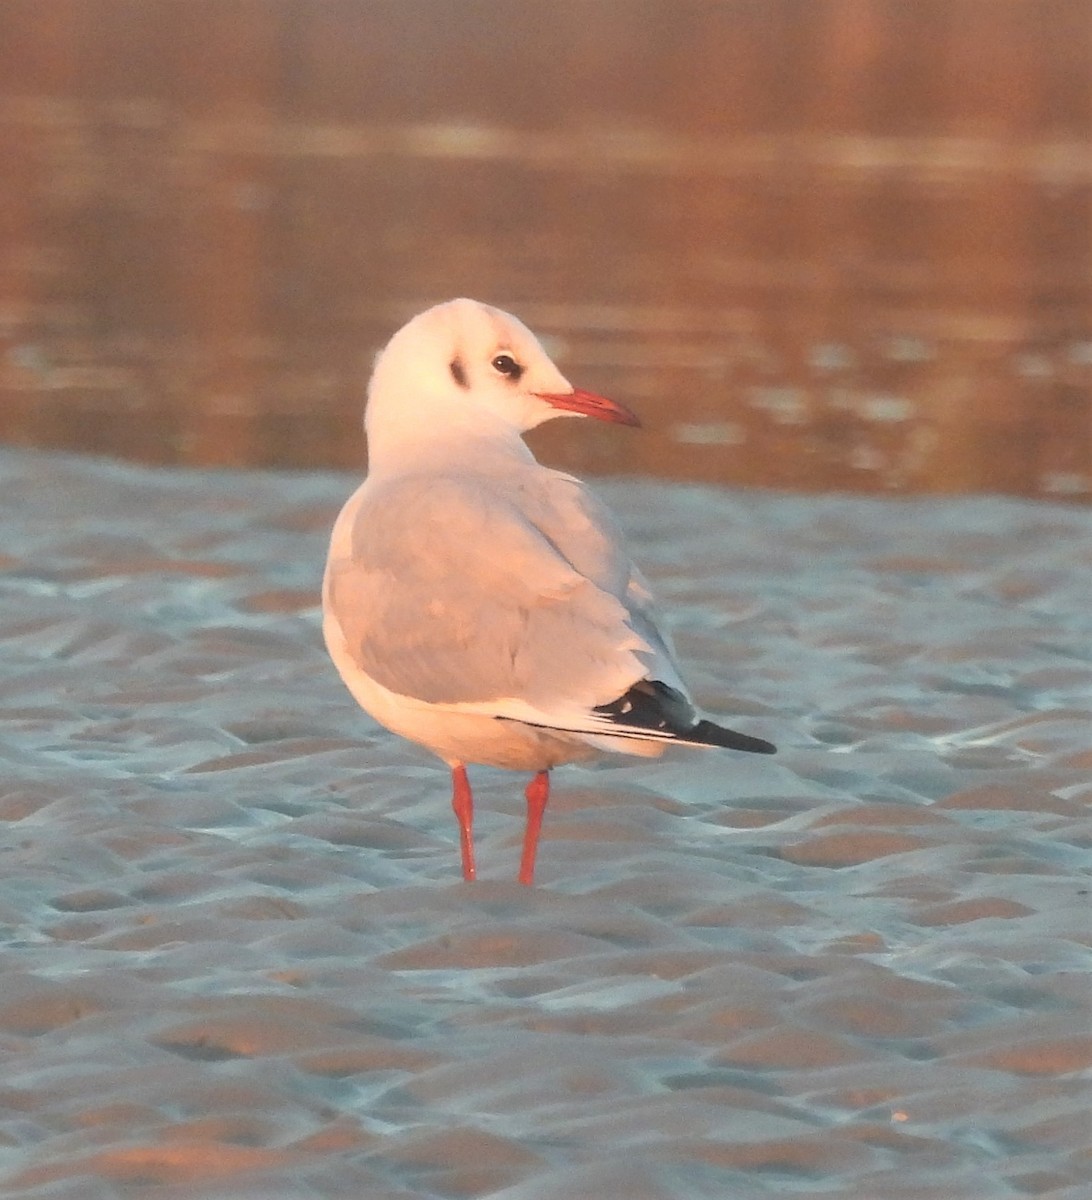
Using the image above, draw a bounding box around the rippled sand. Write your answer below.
[2,449,1090,1199]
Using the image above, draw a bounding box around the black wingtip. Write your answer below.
[592,682,777,755]
[689,720,777,755]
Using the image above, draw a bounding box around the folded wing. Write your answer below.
[325,476,656,717]
[325,473,774,754]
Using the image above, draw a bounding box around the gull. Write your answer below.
[323,299,775,885]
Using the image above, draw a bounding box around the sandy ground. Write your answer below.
[1,447,1090,1199]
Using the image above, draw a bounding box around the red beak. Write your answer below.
[534,388,641,427]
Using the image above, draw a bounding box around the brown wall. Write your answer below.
[1,0,1090,497]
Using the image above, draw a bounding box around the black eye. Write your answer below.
[491,353,523,380]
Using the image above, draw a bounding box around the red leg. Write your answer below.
[450,764,476,881]
[519,770,550,886]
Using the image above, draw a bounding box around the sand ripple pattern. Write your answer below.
[1,449,1090,1199]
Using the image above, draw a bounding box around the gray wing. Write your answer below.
[323,475,658,713]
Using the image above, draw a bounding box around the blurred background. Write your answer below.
[1,0,1089,498]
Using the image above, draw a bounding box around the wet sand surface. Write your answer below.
[1,448,1090,1199]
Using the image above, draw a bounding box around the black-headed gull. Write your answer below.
[323,299,775,884]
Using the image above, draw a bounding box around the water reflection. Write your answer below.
[1,2,1089,499]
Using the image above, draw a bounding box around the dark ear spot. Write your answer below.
[449,357,468,389]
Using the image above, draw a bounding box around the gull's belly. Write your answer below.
[324,614,596,770]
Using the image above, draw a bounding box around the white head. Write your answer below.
[364,299,638,462]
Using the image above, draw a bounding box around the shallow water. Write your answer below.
[1,449,1090,1198]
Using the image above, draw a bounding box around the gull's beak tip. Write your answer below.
[535,388,641,428]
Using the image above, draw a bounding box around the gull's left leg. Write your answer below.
[450,764,476,882]
[518,769,550,886]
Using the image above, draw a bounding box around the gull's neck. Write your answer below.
[364,406,538,481]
